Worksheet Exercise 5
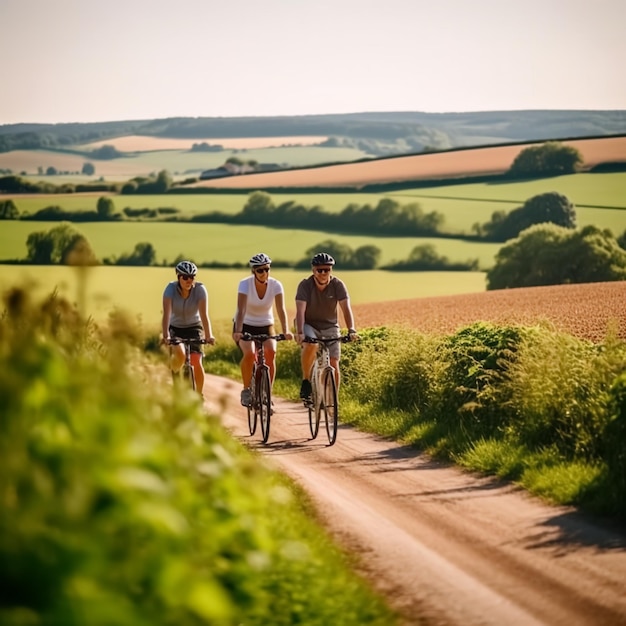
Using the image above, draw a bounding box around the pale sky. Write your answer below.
[1,0,624,125]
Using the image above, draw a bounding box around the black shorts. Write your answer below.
[169,324,204,354]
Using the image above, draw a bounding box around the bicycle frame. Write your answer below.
[241,333,286,443]
[168,337,209,393]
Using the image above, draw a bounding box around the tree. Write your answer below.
[242,191,274,216]
[63,235,98,266]
[26,231,55,264]
[154,170,172,193]
[520,192,576,228]
[26,223,97,265]
[482,192,576,242]
[305,240,353,267]
[486,223,626,289]
[82,162,95,176]
[0,199,19,219]
[46,166,58,176]
[91,145,122,160]
[96,196,115,219]
[115,242,157,266]
[508,142,583,177]
[351,245,381,270]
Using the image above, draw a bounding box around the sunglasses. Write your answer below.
[179,274,195,281]
[314,268,331,274]
[254,267,270,274]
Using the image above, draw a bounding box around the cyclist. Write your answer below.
[162,260,215,395]
[232,253,293,407]
[295,252,358,400]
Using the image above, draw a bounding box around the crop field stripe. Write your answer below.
[393,194,626,210]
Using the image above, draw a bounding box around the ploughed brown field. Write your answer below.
[351,281,626,343]
[192,136,626,189]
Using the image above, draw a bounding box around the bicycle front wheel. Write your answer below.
[182,363,196,392]
[248,369,258,435]
[258,367,272,443]
[247,401,257,436]
[308,376,320,439]
[322,368,338,446]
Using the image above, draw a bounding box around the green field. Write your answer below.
[0,221,502,268]
[7,172,625,237]
[390,172,626,208]
[0,265,487,328]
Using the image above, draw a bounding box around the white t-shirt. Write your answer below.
[236,275,284,326]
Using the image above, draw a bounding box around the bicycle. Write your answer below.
[167,337,211,392]
[241,332,287,443]
[303,335,351,446]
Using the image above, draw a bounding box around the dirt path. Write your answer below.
[203,374,626,626]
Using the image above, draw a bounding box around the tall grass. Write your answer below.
[0,288,397,626]
[330,323,626,518]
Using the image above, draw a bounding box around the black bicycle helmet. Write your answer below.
[311,252,335,266]
[175,260,198,276]
[249,252,272,267]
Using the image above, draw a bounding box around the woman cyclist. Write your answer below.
[162,260,215,395]
[232,253,293,407]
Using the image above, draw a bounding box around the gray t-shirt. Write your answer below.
[163,281,208,328]
[295,275,349,331]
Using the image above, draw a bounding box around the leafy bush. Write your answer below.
[487,224,626,289]
[433,323,527,442]
[601,373,626,515]
[503,331,626,458]
[508,141,583,177]
[340,327,439,413]
[482,192,576,242]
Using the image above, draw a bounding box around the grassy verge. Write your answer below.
[0,288,398,626]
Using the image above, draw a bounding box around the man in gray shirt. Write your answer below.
[295,252,358,400]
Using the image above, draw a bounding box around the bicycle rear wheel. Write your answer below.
[322,368,338,446]
[258,367,272,443]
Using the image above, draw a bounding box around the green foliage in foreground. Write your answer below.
[206,322,626,519]
[0,290,396,626]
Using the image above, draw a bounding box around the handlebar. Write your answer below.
[167,337,212,345]
[241,333,287,342]
[303,335,353,344]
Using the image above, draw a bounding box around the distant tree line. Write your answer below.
[190,142,224,152]
[120,170,173,194]
[231,192,446,237]
[0,175,117,194]
[7,218,626,286]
